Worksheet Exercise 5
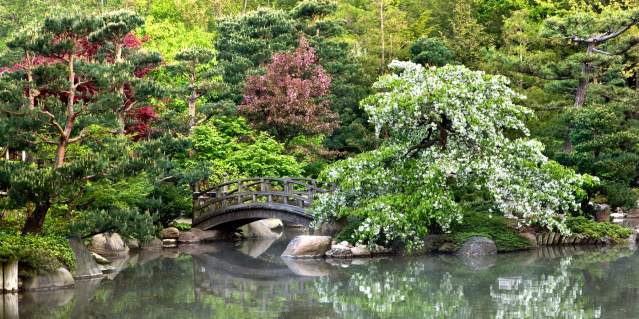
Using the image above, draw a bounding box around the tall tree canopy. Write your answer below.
[312,62,592,247]
[0,11,162,234]
[240,37,336,142]
[215,1,374,153]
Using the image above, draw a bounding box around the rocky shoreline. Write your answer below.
[9,215,639,293]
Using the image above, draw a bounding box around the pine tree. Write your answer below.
[0,12,162,234]
[169,47,226,133]
[543,7,639,107]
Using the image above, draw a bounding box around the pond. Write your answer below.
[17,233,639,319]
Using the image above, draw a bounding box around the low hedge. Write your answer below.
[566,216,632,243]
[0,231,75,275]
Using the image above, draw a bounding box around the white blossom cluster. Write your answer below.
[310,61,594,247]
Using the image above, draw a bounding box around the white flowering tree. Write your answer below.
[311,62,596,248]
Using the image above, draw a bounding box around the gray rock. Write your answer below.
[437,242,457,253]
[141,237,163,250]
[178,230,201,244]
[241,220,281,239]
[160,227,180,239]
[90,233,129,257]
[326,247,353,258]
[456,236,497,257]
[594,204,611,222]
[91,253,110,265]
[419,234,453,254]
[370,244,392,254]
[99,265,115,274]
[22,268,74,291]
[127,238,140,250]
[261,218,284,230]
[281,235,331,258]
[67,238,103,280]
[177,228,231,243]
[351,244,371,257]
[162,239,177,248]
[338,241,353,248]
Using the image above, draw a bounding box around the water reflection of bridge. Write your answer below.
[188,239,332,315]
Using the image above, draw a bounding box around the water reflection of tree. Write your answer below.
[314,260,472,318]
[489,257,599,319]
[19,244,639,318]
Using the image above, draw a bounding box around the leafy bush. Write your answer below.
[566,216,632,243]
[334,219,362,244]
[410,36,455,66]
[450,212,532,252]
[68,208,158,243]
[604,183,638,209]
[0,231,75,275]
[171,222,191,231]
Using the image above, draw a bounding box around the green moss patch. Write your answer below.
[450,212,531,252]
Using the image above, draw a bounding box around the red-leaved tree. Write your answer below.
[240,37,338,142]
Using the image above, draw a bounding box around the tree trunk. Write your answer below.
[54,138,68,169]
[188,93,197,132]
[563,130,573,153]
[575,43,594,107]
[243,0,248,14]
[26,51,36,111]
[379,0,385,72]
[22,202,50,235]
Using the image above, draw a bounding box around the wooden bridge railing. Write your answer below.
[193,178,333,222]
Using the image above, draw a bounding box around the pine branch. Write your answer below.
[39,109,65,135]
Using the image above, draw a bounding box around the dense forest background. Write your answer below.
[0,0,638,251]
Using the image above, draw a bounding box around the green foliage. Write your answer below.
[215,8,297,102]
[312,62,591,248]
[140,17,215,61]
[189,119,303,183]
[410,36,455,67]
[0,231,75,275]
[334,219,362,243]
[565,216,632,242]
[555,104,639,208]
[450,212,531,252]
[170,221,191,232]
[215,3,374,153]
[67,208,158,243]
[447,0,492,67]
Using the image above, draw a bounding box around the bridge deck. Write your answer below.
[192,177,332,230]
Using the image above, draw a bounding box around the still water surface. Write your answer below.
[18,234,639,319]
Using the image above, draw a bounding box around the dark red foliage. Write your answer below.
[240,37,337,141]
[2,30,160,141]
[134,66,155,78]
[123,33,143,49]
[126,106,158,140]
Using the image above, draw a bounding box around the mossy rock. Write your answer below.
[450,212,532,252]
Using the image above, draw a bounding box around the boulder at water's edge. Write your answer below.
[281,235,331,258]
[456,236,497,257]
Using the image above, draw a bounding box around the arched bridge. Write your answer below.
[192,177,332,230]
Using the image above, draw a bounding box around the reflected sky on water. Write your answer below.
[15,234,639,319]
